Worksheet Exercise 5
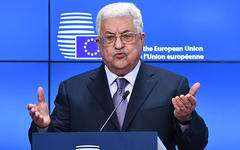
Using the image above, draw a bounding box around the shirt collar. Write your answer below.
[104,60,141,86]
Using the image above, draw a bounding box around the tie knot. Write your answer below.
[116,78,128,90]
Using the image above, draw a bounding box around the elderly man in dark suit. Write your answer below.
[28,2,208,150]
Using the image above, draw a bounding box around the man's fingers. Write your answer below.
[172,86,199,122]
[180,95,192,110]
[27,104,35,111]
[172,96,186,111]
[29,108,48,127]
[189,95,197,109]
[176,96,187,111]
[34,112,39,121]
[38,87,46,103]
[172,98,181,113]
[38,115,44,123]
[189,82,200,97]
[28,88,51,128]
[29,108,36,119]
[172,98,178,109]
[29,106,39,120]
[31,111,42,123]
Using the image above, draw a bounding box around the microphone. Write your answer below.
[99,90,130,132]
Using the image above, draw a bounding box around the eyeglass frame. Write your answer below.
[96,32,142,46]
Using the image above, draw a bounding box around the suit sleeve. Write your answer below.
[48,82,71,132]
[172,77,208,150]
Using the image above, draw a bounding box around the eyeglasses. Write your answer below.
[99,32,141,46]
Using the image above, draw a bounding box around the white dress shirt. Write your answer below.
[104,60,141,101]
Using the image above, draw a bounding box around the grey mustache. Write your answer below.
[112,49,128,56]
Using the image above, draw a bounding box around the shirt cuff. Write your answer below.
[178,123,189,133]
[37,126,48,132]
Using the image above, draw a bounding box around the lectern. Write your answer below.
[32,132,166,150]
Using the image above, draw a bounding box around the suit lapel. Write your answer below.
[122,63,158,131]
[87,64,120,130]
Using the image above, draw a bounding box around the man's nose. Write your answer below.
[114,36,124,50]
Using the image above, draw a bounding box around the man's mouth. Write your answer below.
[115,52,126,58]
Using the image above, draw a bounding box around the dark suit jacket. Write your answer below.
[29,62,208,150]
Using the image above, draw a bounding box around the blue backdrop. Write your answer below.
[0,0,239,149]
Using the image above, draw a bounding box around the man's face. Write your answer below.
[97,16,145,76]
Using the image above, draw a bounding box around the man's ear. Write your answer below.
[140,33,145,48]
[95,37,103,55]
[95,37,102,48]
[95,37,100,44]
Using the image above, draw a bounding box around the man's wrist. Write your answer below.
[176,116,192,125]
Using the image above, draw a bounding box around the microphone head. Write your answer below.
[122,90,130,100]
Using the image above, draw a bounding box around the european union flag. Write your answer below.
[76,35,101,59]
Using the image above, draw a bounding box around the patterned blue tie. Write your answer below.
[113,78,129,130]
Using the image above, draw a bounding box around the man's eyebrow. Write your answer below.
[104,31,115,35]
[104,30,132,35]
[120,30,131,34]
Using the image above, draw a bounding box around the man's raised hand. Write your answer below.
[172,82,200,123]
[27,87,50,128]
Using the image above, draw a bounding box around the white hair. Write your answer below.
[96,2,143,36]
